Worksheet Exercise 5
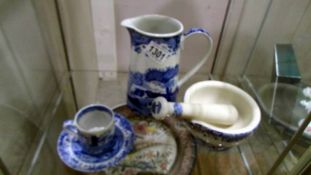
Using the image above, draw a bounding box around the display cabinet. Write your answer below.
[0,0,310,175]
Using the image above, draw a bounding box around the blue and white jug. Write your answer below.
[121,14,213,116]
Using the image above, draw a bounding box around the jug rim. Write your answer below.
[121,14,184,38]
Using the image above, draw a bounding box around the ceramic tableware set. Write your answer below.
[57,14,261,173]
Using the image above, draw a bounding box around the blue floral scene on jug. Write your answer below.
[129,29,181,55]
[57,113,135,173]
[122,15,214,116]
[127,29,182,115]
[127,68,180,115]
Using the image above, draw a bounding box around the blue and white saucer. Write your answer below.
[57,113,135,173]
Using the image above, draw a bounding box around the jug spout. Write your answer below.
[121,17,137,30]
[121,15,183,37]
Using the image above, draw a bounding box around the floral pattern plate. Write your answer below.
[105,105,196,175]
[57,113,135,173]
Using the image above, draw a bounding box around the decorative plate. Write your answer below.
[57,113,135,173]
[105,105,196,175]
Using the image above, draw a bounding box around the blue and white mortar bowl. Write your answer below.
[183,81,261,150]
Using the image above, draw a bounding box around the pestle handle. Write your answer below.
[151,97,238,125]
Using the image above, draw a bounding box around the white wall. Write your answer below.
[58,0,100,107]
[59,0,228,74]
[56,0,311,106]
[56,0,229,107]
[115,0,228,74]
[58,0,311,79]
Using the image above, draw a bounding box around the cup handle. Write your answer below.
[63,120,78,138]
[178,28,213,87]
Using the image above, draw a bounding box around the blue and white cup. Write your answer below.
[63,104,115,155]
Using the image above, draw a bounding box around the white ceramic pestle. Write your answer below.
[151,97,239,125]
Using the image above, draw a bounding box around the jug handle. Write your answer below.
[178,28,213,87]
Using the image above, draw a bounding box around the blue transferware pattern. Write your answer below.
[187,121,252,150]
[173,103,183,116]
[190,122,250,142]
[63,104,116,155]
[127,65,179,115]
[129,29,181,55]
[125,24,212,116]
[127,29,181,116]
[63,120,115,155]
[150,99,162,116]
[184,27,210,36]
[57,113,135,173]
[150,99,183,118]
